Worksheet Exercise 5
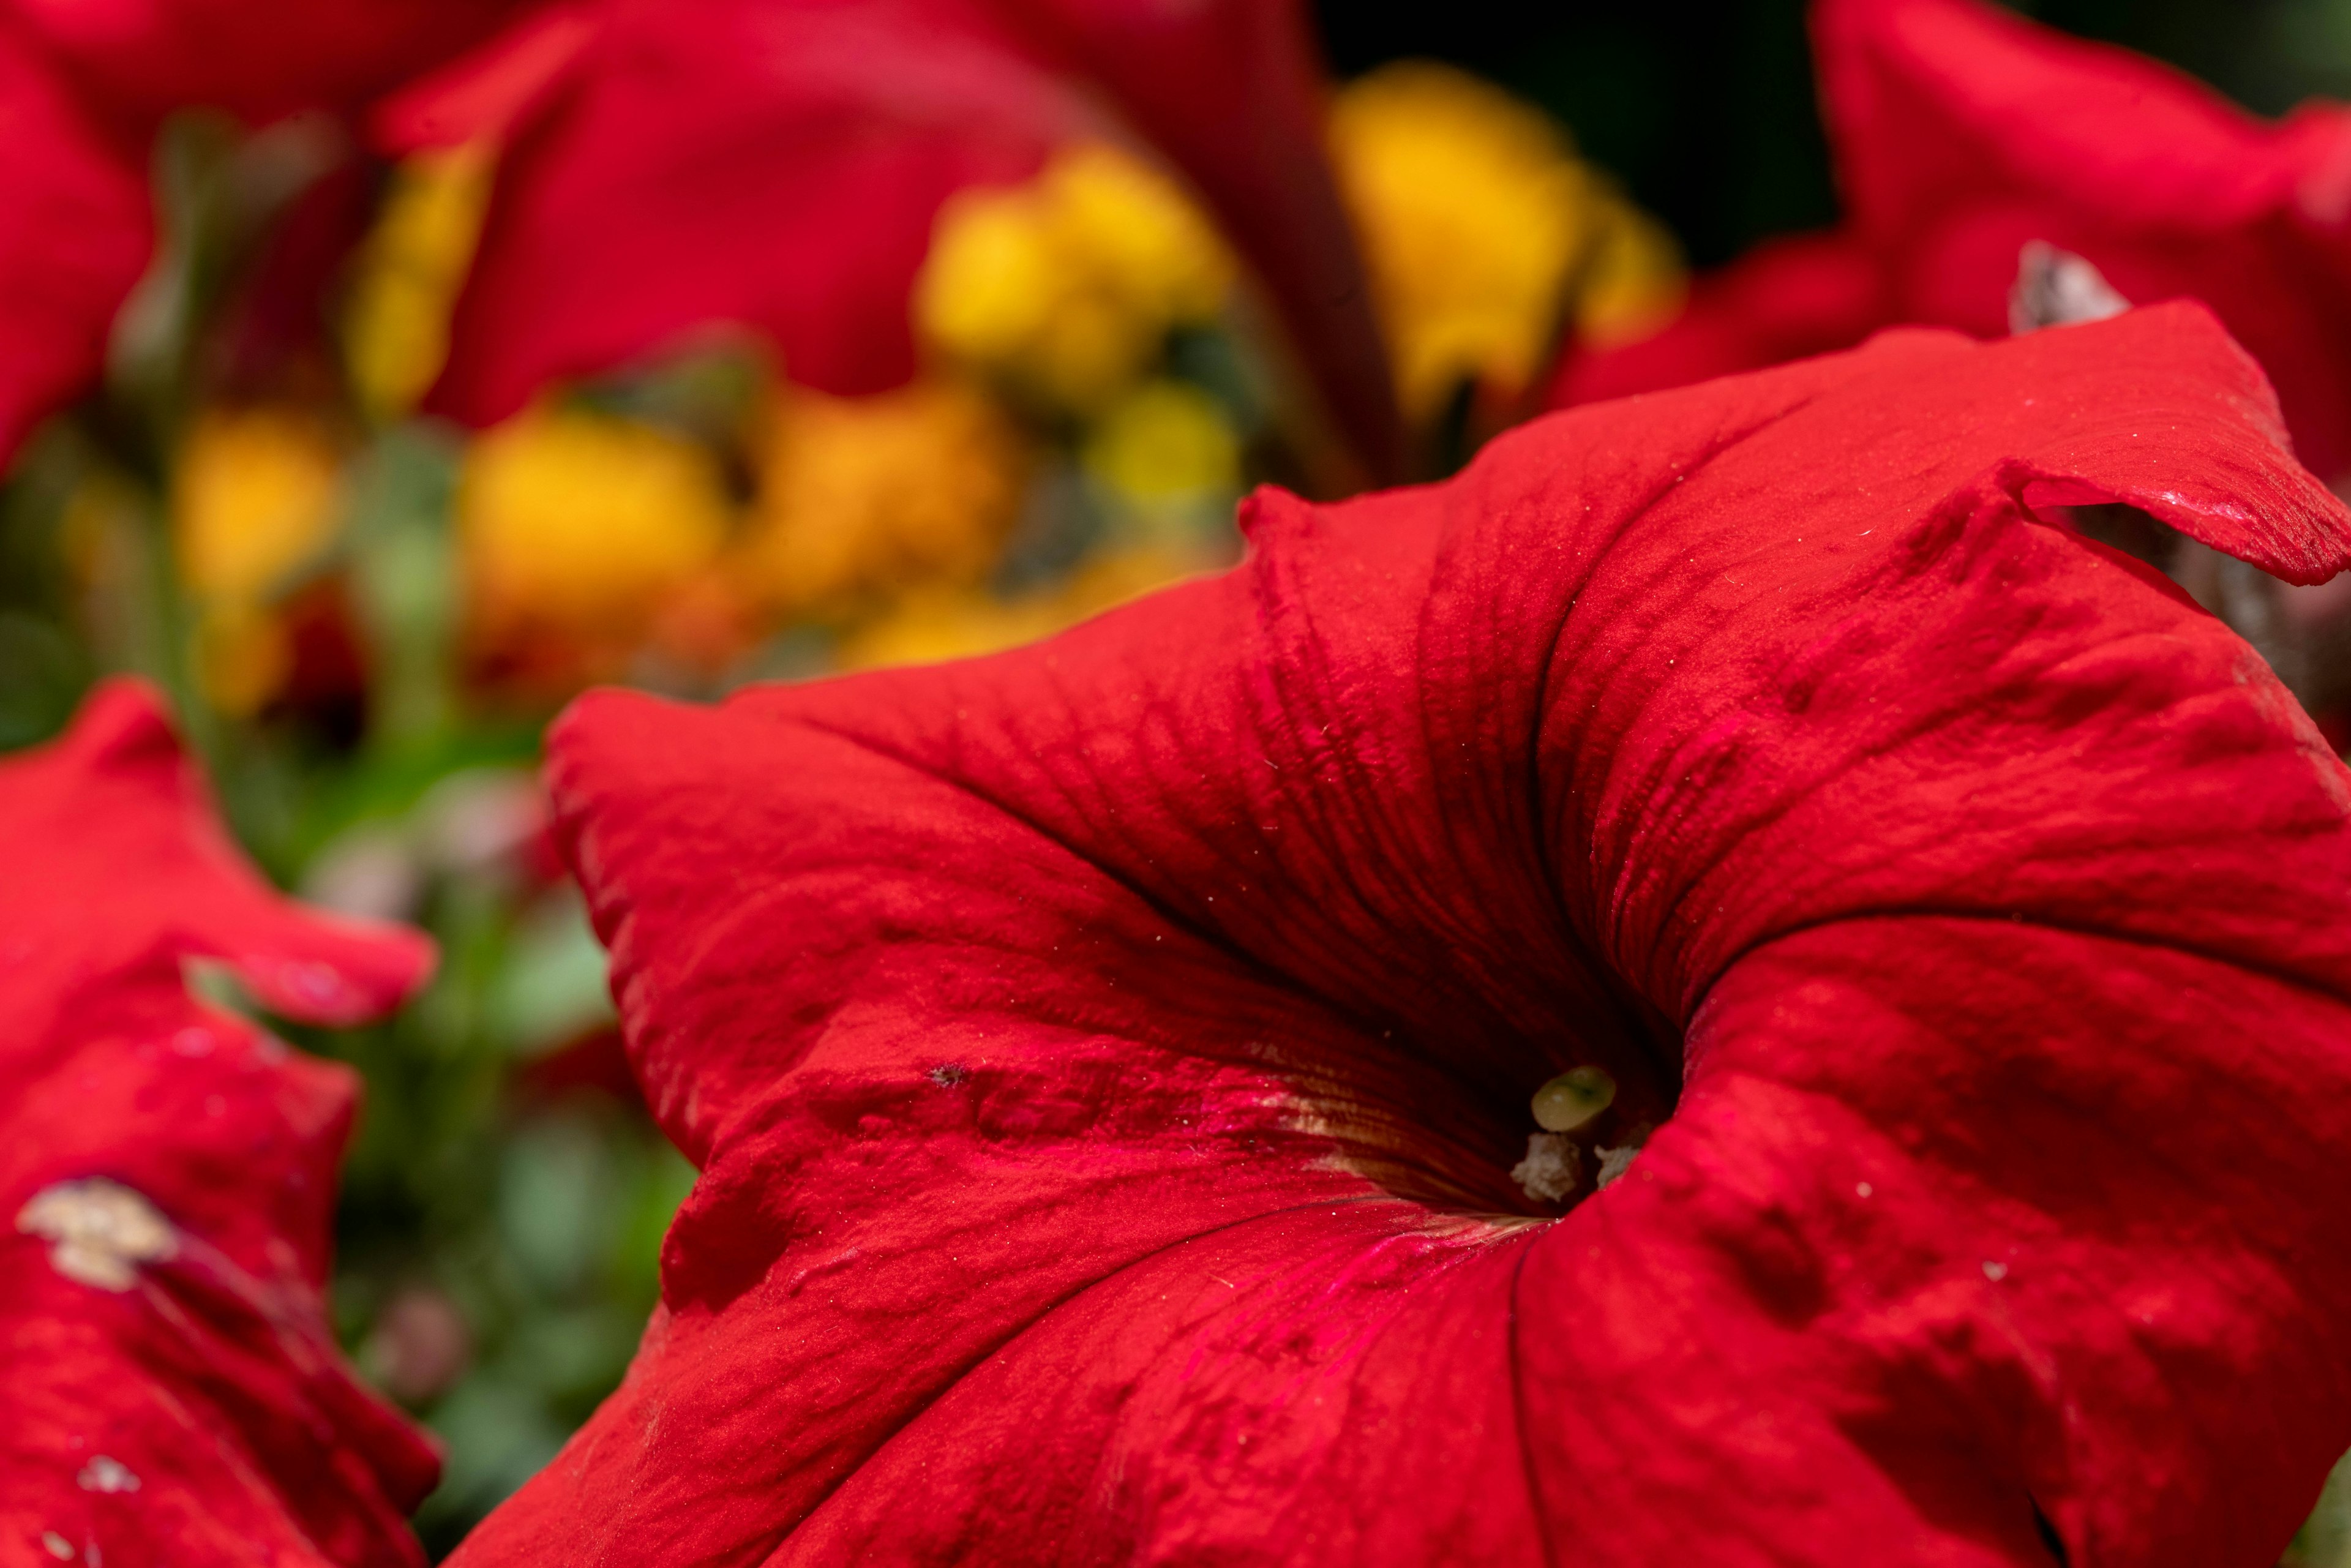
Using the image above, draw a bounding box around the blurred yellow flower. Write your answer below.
[345,142,495,421]
[838,546,1205,671]
[1330,62,1685,422]
[917,142,1233,412]
[174,408,344,603]
[171,408,346,715]
[459,405,731,650]
[744,379,1028,617]
[1081,380,1241,506]
[1573,195,1687,351]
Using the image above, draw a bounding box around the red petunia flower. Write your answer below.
[0,0,528,467]
[0,681,437,1566]
[389,0,1401,477]
[0,23,152,464]
[1558,0,2351,485]
[0,0,530,129]
[450,302,2351,1564]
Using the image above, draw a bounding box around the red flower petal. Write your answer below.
[1,0,531,127]
[0,24,149,464]
[1,681,437,1566]
[460,303,2351,1564]
[419,0,1077,421]
[1559,0,2351,486]
[1815,0,2351,482]
[1551,228,1890,410]
[414,0,1398,475]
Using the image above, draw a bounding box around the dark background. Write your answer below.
[1316,0,2351,266]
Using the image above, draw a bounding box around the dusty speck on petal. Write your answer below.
[18,1179,176,1291]
[77,1455,140,1493]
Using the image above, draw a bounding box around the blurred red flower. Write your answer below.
[1,0,530,129]
[386,0,1401,478]
[0,682,436,1566]
[1558,0,2351,484]
[451,304,2351,1566]
[0,0,526,465]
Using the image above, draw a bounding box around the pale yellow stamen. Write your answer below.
[1531,1065,1616,1133]
[18,1179,176,1291]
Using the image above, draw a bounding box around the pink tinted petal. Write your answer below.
[0,25,149,467]
[1815,0,2351,479]
[0,681,438,1565]
[488,304,2351,1564]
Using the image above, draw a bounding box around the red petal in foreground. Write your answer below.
[0,682,437,1567]
[460,302,2351,1566]
[411,0,1398,476]
[1559,0,2351,484]
[0,24,151,465]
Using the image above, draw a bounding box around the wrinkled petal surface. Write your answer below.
[0,24,149,465]
[1,682,438,1567]
[464,304,2351,1567]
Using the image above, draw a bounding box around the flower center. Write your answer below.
[1509,1067,1657,1208]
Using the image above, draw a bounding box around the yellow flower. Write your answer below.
[743,379,1028,617]
[169,408,346,715]
[459,405,731,647]
[1573,194,1687,351]
[1329,62,1685,422]
[917,142,1232,412]
[344,142,495,421]
[1081,380,1241,506]
[837,546,1205,671]
[174,408,345,603]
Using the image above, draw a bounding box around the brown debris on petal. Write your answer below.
[17,1179,177,1291]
